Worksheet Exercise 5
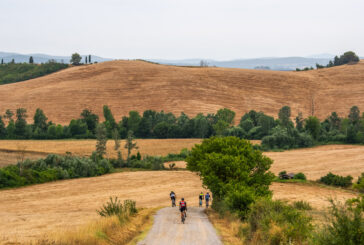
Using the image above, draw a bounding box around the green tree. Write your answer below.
[29,56,34,64]
[305,116,321,140]
[348,106,360,126]
[192,114,210,138]
[80,109,99,133]
[68,119,88,137]
[295,112,304,132]
[96,124,108,157]
[340,51,360,64]
[215,108,236,125]
[14,108,28,138]
[70,53,82,65]
[278,106,292,128]
[4,109,14,123]
[329,112,341,130]
[6,120,15,138]
[125,130,138,165]
[187,137,274,218]
[89,55,91,63]
[33,108,48,132]
[85,56,87,64]
[0,116,6,138]
[127,111,141,134]
[213,120,229,136]
[1,59,3,64]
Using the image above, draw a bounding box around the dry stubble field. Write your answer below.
[0,171,357,244]
[1,140,363,243]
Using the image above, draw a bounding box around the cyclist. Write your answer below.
[179,197,187,221]
[170,191,176,207]
[199,192,204,207]
[205,192,211,208]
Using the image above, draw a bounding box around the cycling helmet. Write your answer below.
[182,198,184,201]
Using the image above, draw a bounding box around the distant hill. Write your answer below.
[0,60,364,124]
[149,57,335,70]
[0,52,112,64]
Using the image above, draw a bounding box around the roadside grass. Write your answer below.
[205,209,243,245]
[37,207,159,245]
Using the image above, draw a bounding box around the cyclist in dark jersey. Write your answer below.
[170,191,176,207]
[179,198,187,217]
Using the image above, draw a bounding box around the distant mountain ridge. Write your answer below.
[148,57,335,71]
[0,52,112,64]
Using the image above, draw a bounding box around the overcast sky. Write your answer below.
[0,0,363,60]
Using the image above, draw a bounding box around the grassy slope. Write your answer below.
[0,60,363,124]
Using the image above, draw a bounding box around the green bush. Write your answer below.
[320,172,353,188]
[293,200,312,210]
[313,196,364,244]
[354,173,364,193]
[242,198,313,245]
[293,172,307,180]
[0,154,113,189]
[97,197,137,219]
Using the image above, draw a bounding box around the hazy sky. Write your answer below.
[0,0,363,60]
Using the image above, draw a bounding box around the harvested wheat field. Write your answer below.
[160,144,364,180]
[0,139,202,163]
[0,171,357,244]
[0,60,364,124]
[0,150,46,168]
[266,144,364,180]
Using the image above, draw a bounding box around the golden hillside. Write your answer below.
[1,60,364,124]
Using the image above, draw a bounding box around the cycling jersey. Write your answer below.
[199,194,204,200]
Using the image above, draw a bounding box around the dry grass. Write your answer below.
[0,170,357,244]
[266,144,364,179]
[36,207,158,245]
[0,139,202,167]
[205,209,243,245]
[0,150,46,167]
[0,60,364,125]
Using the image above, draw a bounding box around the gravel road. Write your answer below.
[138,207,222,245]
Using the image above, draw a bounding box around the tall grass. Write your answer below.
[37,199,156,245]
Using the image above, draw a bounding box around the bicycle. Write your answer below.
[199,199,202,207]
[171,197,176,207]
[181,209,187,224]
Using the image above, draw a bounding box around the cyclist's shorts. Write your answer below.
[180,207,186,212]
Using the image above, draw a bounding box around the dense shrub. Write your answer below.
[293,200,312,210]
[354,173,364,193]
[97,197,137,217]
[242,198,313,244]
[313,196,364,244]
[0,154,113,189]
[293,172,307,180]
[319,172,353,187]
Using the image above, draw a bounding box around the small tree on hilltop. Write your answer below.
[96,123,108,158]
[187,137,274,218]
[70,53,82,65]
[125,130,138,166]
[29,56,34,64]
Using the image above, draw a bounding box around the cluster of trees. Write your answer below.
[296,51,360,71]
[2,105,364,151]
[261,105,364,150]
[0,154,113,188]
[0,61,69,85]
[70,53,93,65]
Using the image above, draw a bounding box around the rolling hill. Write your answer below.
[0,60,364,124]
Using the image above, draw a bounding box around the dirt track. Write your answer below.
[0,171,357,244]
[138,207,222,245]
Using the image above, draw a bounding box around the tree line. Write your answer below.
[0,61,69,85]
[296,51,360,71]
[1,105,364,149]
